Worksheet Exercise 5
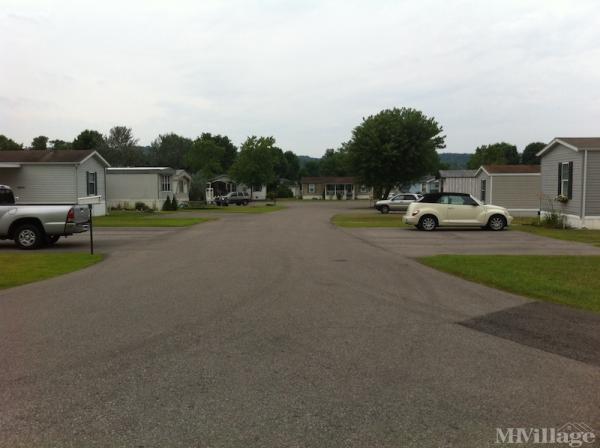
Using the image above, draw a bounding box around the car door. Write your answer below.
[446,195,482,225]
[0,188,16,234]
[389,195,404,211]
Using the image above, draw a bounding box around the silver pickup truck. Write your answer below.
[0,185,90,249]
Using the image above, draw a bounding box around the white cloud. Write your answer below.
[1,0,599,155]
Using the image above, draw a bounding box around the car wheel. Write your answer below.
[380,205,390,214]
[46,235,60,245]
[14,224,43,250]
[418,215,437,231]
[488,214,507,231]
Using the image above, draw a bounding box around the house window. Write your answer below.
[161,175,171,192]
[480,179,486,202]
[86,172,97,195]
[308,183,316,193]
[560,162,572,197]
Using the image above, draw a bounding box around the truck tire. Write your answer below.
[46,235,61,245]
[14,223,43,250]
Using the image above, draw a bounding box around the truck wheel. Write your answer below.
[46,235,61,245]
[243,200,249,206]
[14,224,43,250]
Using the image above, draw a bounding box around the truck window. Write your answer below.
[0,189,15,205]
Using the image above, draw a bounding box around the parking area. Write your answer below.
[343,226,600,257]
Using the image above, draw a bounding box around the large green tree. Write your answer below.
[185,137,225,178]
[319,146,351,176]
[103,126,143,166]
[0,135,23,151]
[283,151,300,181]
[347,108,445,198]
[229,136,277,193]
[31,135,49,150]
[149,133,193,168]
[521,142,545,165]
[50,139,72,150]
[72,129,105,151]
[467,142,519,168]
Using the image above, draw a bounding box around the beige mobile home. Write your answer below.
[106,167,191,210]
[475,165,541,217]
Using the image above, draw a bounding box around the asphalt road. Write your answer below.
[1,202,599,447]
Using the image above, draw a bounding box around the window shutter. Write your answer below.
[568,161,573,199]
[86,172,90,195]
[557,163,562,195]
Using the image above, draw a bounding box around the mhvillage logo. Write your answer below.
[496,423,596,447]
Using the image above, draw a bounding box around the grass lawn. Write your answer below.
[186,205,286,214]
[419,255,600,313]
[0,253,103,290]
[331,213,408,228]
[94,211,215,227]
[512,219,600,247]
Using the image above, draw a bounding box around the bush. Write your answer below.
[135,201,150,212]
[162,196,172,211]
[275,185,294,198]
[171,196,179,210]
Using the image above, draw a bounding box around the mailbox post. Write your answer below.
[77,195,103,255]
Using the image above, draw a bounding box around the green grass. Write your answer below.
[95,211,214,227]
[186,205,286,214]
[420,255,600,313]
[512,218,600,247]
[331,213,409,228]
[0,253,103,290]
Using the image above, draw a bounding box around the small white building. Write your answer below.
[0,149,110,215]
[106,167,191,210]
[439,169,478,196]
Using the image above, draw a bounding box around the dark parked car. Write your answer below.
[214,191,250,206]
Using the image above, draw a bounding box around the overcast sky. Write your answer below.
[1,0,599,157]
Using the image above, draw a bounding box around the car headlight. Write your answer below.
[412,210,420,216]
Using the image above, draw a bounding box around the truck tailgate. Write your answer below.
[73,205,91,224]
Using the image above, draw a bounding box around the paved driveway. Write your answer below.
[344,226,600,256]
[1,201,599,447]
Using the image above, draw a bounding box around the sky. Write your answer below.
[1,0,600,157]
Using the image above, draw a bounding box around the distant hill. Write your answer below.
[298,155,320,167]
[439,153,471,169]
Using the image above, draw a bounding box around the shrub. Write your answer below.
[135,201,150,212]
[162,196,172,211]
[275,185,294,198]
[171,196,179,210]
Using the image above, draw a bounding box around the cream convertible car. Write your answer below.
[403,192,513,231]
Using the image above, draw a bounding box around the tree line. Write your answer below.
[0,107,547,200]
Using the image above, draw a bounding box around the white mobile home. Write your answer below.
[439,169,478,196]
[0,150,109,215]
[106,167,191,210]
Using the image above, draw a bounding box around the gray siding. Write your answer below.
[442,177,478,197]
[585,151,600,216]
[540,143,583,216]
[76,155,106,199]
[475,171,490,202]
[106,172,163,209]
[0,165,77,203]
[489,175,541,210]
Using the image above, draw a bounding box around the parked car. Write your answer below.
[0,185,90,249]
[214,191,250,206]
[403,192,513,231]
[375,193,422,213]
